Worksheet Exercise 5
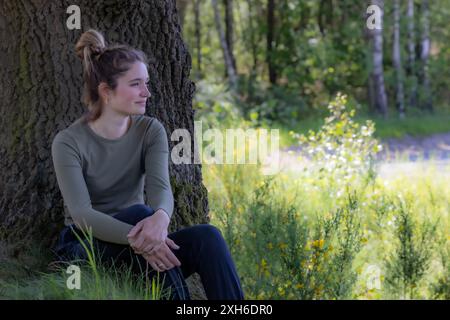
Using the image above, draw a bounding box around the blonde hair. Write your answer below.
[75,29,148,122]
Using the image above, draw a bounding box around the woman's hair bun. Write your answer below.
[75,29,107,61]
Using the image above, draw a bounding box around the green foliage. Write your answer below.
[278,189,362,300]
[205,153,448,300]
[294,93,382,185]
[209,174,362,300]
[384,196,438,299]
[430,239,450,299]
[183,0,450,121]
[202,93,449,299]
[241,83,310,127]
[193,79,245,129]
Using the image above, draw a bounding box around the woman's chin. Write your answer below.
[134,107,146,114]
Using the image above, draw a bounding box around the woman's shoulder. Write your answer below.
[134,115,168,149]
[133,114,163,127]
[52,117,89,151]
[134,115,166,136]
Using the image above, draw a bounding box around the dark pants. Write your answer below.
[53,204,244,300]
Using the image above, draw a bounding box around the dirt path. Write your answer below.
[278,132,450,179]
[376,132,450,179]
[376,132,450,161]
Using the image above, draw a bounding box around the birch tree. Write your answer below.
[393,0,405,118]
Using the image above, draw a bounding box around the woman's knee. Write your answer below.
[193,224,225,245]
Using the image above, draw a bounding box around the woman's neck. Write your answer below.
[89,114,131,140]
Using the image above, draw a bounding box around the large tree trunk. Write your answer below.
[393,0,405,118]
[0,0,209,280]
[419,0,433,112]
[368,0,388,117]
[407,0,417,109]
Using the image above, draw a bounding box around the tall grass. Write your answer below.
[0,227,168,300]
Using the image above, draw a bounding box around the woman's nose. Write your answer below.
[142,85,151,97]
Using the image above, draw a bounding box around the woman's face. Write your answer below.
[106,61,151,116]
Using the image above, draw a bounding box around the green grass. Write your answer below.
[370,113,450,139]
[275,112,450,148]
[0,230,168,300]
[0,263,165,300]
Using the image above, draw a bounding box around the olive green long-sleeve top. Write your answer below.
[51,115,174,245]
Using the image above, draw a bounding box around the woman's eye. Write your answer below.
[131,83,139,86]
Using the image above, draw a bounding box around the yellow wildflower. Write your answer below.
[261,258,267,269]
[312,239,325,249]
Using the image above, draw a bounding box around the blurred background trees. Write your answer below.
[177,0,450,127]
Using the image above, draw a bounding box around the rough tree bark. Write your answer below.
[0,1,209,297]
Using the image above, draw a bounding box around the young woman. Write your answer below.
[51,29,244,300]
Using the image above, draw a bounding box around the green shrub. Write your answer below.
[293,93,382,187]
[384,196,438,299]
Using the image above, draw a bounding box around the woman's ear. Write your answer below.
[98,82,111,105]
